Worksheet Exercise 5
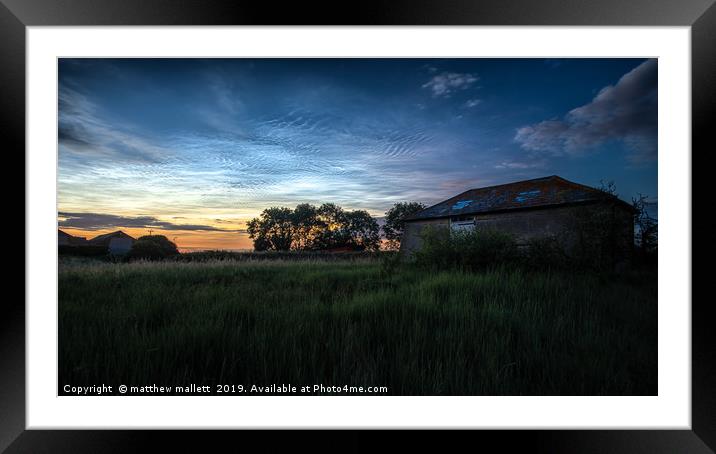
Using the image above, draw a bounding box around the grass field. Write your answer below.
[58,257,657,395]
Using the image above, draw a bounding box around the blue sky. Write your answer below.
[58,58,657,250]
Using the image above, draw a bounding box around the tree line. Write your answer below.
[246,202,426,252]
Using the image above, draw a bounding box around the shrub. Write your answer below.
[412,226,453,269]
[127,235,179,261]
[414,226,519,271]
[522,236,569,270]
[453,229,520,270]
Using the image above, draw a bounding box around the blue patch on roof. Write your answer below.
[515,190,541,203]
[452,200,473,210]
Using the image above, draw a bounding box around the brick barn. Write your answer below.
[400,175,635,260]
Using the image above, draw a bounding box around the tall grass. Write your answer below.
[59,259,656,395]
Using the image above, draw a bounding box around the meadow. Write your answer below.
[58,256,657,395]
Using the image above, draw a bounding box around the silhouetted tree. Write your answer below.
[344,210,381,251]
[292,203,321,250]
[246,207,295,251]
[313,203,349,250]
[383,202,426,250]
[632,193,658,257]
[246,203,381,251]
[567,180,637,270]
[598,179,618,197]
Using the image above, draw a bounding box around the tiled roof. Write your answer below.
[406,175,633,221]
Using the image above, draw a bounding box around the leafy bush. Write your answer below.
[127,235,179,261]
[414,227,519,271]
[411,226,453,269]
[413,228,578,271]
[522,236,569,270]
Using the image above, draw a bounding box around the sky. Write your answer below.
[58,58,658,250]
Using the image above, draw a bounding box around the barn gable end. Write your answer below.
[88,230,137,255]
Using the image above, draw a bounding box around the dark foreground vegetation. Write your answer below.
[59,252,657,395]
[58,183,657,395]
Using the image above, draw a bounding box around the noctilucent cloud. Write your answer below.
[58,58,658,250]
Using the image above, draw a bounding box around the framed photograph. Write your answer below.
[6,0,712,451]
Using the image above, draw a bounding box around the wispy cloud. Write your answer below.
[57,58,657,249]
[422,72,478,98]
[514,59,657,162]
[494,160,546,170]
[59,86,170,164]
[168,103,441,197]
[464,99,482,108]
[58,212,244,232]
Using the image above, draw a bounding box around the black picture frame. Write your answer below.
[3,0,712,452]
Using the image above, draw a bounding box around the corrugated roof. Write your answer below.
[405,175,633,221]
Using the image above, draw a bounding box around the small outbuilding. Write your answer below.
[58,229,87,246]
[400,175,635,260]
[88,230,136,255]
